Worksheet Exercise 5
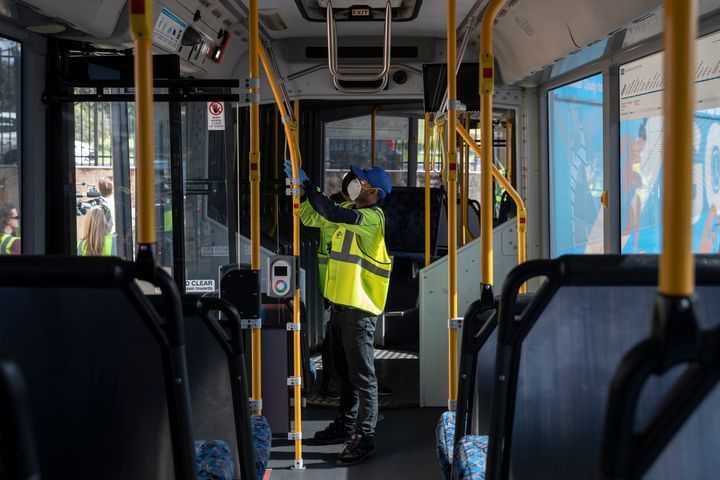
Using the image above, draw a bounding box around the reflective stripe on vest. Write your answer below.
[324,208,391,316]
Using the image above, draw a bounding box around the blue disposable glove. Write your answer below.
[284,159,308,183]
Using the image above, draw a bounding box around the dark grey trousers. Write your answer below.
[329,307,378,437]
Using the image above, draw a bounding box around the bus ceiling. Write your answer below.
[9,0,720,89]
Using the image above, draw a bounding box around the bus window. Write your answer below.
[620,29,720,254]
[324,115,409,193]
[548,73,605,256]
[0,37,21,255]
[73,97,172,270]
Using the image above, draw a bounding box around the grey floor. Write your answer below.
[267,407,445,479]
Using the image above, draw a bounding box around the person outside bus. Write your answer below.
[77,205,116,256]
[97,176,116,234]
[286,160,392,466]
[0,204,20,255]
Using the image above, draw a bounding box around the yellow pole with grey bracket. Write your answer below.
[479,0,507,288]
[259,43,305,469]
[446,0,459,411]
[248,0,263,417]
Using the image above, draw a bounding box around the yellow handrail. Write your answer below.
[248,0,263,417]
[424,112,431,266]
[659,0,696,296]
[479,0,507,287]
[259,43,305,469]
[446,0,459,411]
[505,119,513,183]
[459,112,467,246]
[129,0,155,247]
[457,123,526,292]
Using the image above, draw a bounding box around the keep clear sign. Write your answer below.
[208,101,225,130]
[186,279,215,293]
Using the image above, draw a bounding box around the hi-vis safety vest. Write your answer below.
[324,208,392,316]
[77,235,115,256]
[317,201,353,296]
[0,233,18,255]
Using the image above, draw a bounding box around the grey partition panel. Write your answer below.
[185,316,240,473]
[473,327,498,435]
[509,286,720,479]
[0,287,173,479]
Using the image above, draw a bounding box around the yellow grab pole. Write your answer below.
[424,112,431,266]
[291,99,304,468]
[129,0,155,247]
[505,119,512,183]
[480,0,506,287]
[259,43,304,468]
[659,0,696,296]
[459,113,467,246]
[446,0,459,411]
[460,113,470,245]
[371,106,379,166]
[457,123,526,291]
[248,0,263,416]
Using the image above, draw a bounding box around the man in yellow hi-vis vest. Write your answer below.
[286,160,392,466]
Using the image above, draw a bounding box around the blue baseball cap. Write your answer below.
[350,165,392,199]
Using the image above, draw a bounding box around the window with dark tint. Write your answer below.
[0,37,21,255]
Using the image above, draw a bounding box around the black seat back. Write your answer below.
[0,256,196,480]
[486,255,720,480]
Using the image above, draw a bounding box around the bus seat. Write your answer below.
[251,415,271,478]
[436,410,456,479]
[195,440,234,480]
[480,255,720,479]
[453,435,488,480]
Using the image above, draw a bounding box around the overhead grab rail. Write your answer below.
[326,1,392,93]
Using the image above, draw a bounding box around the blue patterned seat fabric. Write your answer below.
[253,415,272,479]
[436,411,456,480]
[195,439,234,480]
[453,435,488,480]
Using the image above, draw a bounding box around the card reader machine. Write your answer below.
[268,255,296,299]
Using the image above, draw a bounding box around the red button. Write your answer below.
[131,0,145,14]
[483,68,493,78]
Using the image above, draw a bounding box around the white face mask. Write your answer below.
[347,178,363,201]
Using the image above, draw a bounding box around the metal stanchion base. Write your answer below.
[291,459,306,470]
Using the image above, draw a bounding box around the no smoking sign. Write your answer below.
[207,101,225,130]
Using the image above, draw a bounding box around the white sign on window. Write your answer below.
[153,7,187,53]
[185,279,216,293]
[208,102,225,130]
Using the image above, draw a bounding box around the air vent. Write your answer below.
[306,46,418,59]
[295,0,422,22]
[210,8,223,19]
[199,0,210,7]
[223,19,233,27]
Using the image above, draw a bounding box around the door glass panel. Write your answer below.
[548,74,605,256]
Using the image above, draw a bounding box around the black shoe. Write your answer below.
[336,434,375,466]
[378,384,393,396]
[313,418,353,445]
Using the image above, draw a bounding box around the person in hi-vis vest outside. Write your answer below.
[286,160,392,466]
[0,204,20,255]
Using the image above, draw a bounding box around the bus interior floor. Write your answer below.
[308,348,419,409]
[267,406,445,479]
